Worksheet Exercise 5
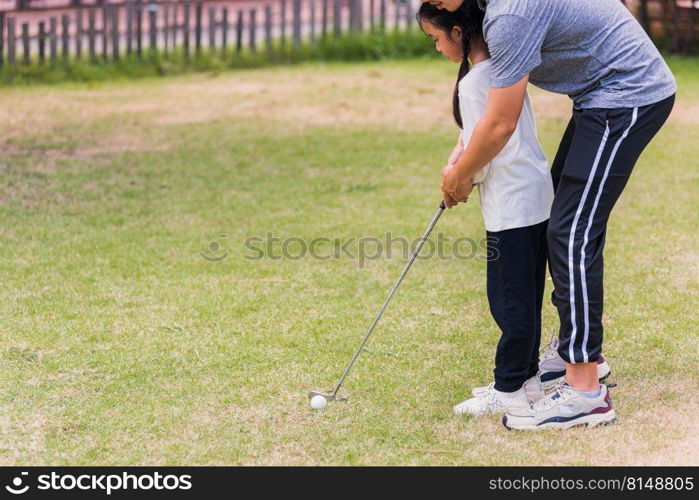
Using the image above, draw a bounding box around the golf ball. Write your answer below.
[310,395,328,410]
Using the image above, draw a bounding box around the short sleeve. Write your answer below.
[484,14,545,88]
[458,93,490,184]
[458,95,487,141]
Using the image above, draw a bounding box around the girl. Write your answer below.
[418,2,554,415]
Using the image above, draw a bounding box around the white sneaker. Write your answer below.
[471,382,494,397]
[539,334,611,389]
[472,375,544,404]
[454,385,529,416]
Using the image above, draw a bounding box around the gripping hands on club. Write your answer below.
[441,135,474,208]
[441,163,474,209]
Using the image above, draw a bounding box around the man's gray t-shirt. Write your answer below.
[480,0,676,108]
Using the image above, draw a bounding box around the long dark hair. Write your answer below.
[417,2,486,129]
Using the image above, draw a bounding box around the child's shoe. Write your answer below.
[472,375,544,404]
[454,385,530,416]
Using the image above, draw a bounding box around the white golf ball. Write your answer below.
[310,395,328,410]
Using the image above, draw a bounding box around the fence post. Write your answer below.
[293,0,301,47]
[333,0,341,36]
[61,14,69,61]
[249,9,257,53]
[8,17,15,65]
[0,13,4,67]
[322,0,328,39]
[149,5,157,53]
[112,5,119,60]
[22,22,29,65]
[348,0,355,32]
[183,2,190,59]
[358,0,364,31]
[281,0,287,48]
[394,0,400,30]
[310,0,316,45]
[39,22,46,64]
[163,3,169,53]
[264,4,272,52]
[684,4,695,55]
[102,4,109,61]
[170,2,177,48]
[638,0,650,34]
[136,1,143,57]
[236,9,243,53]
[127,1,133,55]
[50,17,57,65]
[222,7,229,52]
[195,2,202,55]
[380,0,386,30]
[76,9,83,59]
[89,8,96,61]
[208,6,216,51]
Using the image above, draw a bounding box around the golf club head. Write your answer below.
[308,390,347,402]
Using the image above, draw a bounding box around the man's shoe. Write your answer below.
[502,381,617,430]
[523,374,545,404]
[539,335,611,389]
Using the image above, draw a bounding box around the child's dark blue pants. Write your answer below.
[486,220,548,392]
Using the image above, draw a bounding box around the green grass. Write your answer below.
[0,57,697,465]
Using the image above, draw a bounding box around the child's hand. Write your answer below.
[441,164,474,208]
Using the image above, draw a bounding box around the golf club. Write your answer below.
[309,200,447,405]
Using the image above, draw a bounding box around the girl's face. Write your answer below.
[421,20,464,63]
[423,0,463,12]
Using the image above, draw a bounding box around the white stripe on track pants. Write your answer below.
[547,94,675,364]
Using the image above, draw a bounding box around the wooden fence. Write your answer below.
[1,0,695,68]
[635,0,698,53]
[0,0,419,67]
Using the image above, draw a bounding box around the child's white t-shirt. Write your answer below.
[458,59,554,232]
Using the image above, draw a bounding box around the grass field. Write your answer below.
[0,57,697,465]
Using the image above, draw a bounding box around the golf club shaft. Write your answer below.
[331,201,446,396]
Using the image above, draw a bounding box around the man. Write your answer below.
[425,0,676,429]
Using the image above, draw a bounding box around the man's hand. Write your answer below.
[444,75,529,193]
[442,191,459,209]
[441,164,474,208]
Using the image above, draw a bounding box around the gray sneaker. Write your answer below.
[502,381,616,430]
[539,335,611,389]
[523,374,545,404]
